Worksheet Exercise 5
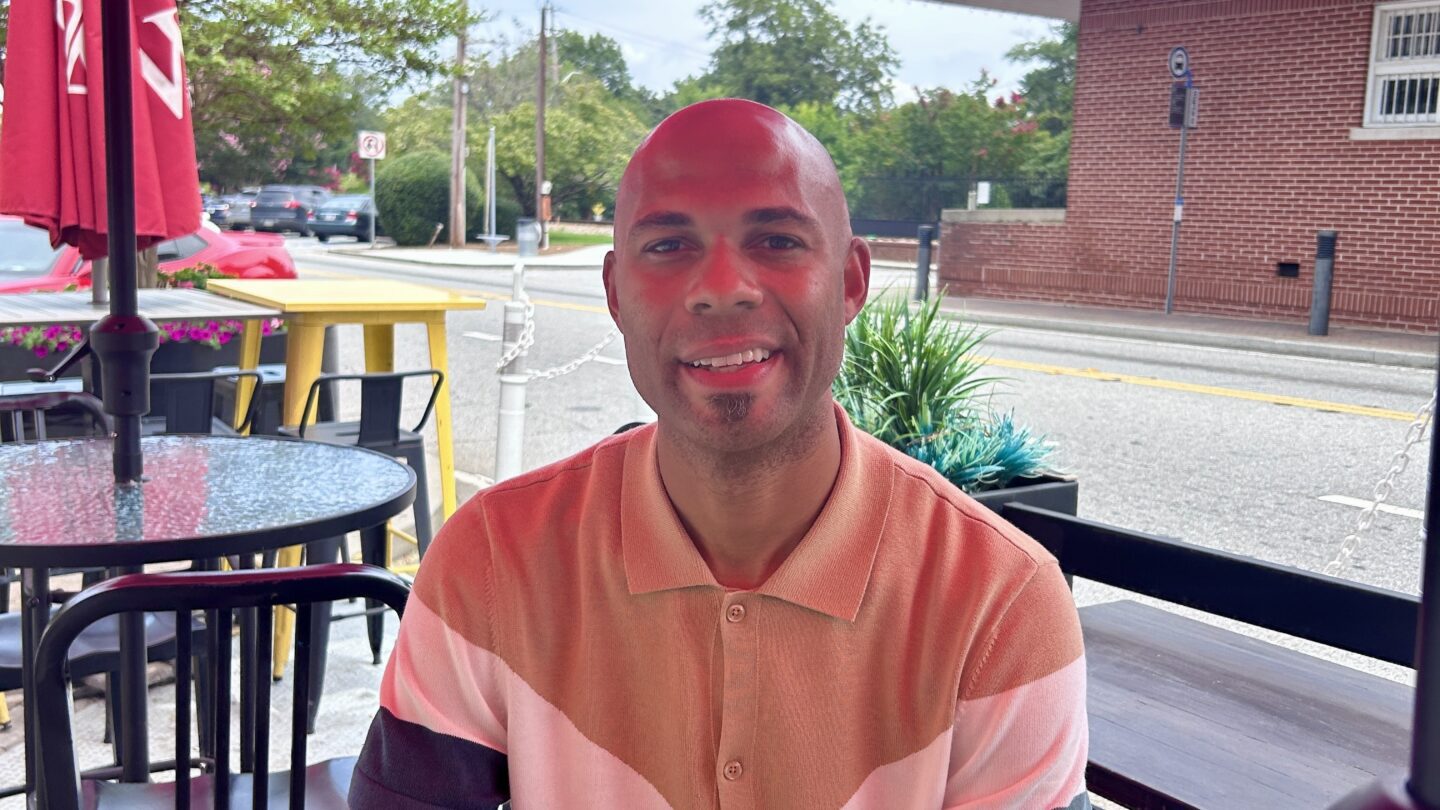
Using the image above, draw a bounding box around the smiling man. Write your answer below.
[351,99,1089,810]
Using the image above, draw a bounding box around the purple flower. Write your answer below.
[35,347,47,358]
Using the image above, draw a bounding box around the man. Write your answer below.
[350,98,1089,809]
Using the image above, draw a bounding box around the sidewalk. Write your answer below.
[940,296,1437,370]
[329,244,1438,369]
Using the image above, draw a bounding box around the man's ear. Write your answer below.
[602,250,624,331]
[842,237,870,323]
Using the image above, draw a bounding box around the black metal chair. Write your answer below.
[143,370,265,436]
[276,370,440,680]
[0,388,111,443]
[35,563,411,810]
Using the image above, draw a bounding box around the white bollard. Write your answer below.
[494,262,529,481]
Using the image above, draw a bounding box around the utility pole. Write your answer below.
[535,4,547,248]
[449,26,468,248]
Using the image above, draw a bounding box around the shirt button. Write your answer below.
[723,759,743,781]
[726,604,746,623]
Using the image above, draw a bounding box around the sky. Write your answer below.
[471,0,1063,101]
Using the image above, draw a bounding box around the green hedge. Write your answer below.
[375,151,482,246]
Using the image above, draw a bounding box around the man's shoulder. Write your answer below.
[855,430,1057,572]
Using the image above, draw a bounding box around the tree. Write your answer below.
[1006,22,1077,136]
[696,0,898,115]
[175,0,474,189]
[848,77,1040,220]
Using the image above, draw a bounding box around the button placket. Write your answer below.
[716,594,757,808]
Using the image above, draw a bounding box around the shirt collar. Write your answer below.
[621,403,894,622]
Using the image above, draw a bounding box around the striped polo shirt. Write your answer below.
[351,405,1089,809]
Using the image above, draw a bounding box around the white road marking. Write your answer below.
[454,469,493,489]
[1318,494,1424,520]
[592,356,625,366]
[463,331,502,342]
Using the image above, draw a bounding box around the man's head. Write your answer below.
[603,99,869,463]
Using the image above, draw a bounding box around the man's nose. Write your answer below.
[685,243,762,313]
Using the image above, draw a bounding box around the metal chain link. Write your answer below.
[1324,392,1436,576]
[493,298,621,381]
[494,301,536,371]
[528,329,621,382]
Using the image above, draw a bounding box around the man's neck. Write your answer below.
[655,408,843,590]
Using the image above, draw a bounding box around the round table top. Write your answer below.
[0,435,416,567]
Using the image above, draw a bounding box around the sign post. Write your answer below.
[1165,47,1196,314]
[357,130,387,247]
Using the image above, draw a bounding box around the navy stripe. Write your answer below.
[350,707,509,809]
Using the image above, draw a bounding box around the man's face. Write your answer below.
[603,101,869,456]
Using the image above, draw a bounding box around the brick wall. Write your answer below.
[938,0,1440,333]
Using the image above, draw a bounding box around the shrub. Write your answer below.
[834,293,1055,493]
[375,151,482,246]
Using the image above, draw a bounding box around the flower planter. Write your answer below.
[969,473,1079,517]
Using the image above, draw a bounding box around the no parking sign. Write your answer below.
[358,131,387,160]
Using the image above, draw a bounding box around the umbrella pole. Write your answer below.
[95,0,158,484]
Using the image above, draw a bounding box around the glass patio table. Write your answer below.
[0,434,415,801]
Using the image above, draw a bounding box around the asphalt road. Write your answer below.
[286,237,1435,631]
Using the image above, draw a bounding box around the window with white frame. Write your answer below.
[1367,1,1440,126]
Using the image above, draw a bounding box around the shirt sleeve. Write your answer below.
[350,501,512,809]
[944,560,1090,810]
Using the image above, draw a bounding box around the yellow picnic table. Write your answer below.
[206,278,487,522]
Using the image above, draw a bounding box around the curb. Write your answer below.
[939,308,1437,370]
[323,246,603,271]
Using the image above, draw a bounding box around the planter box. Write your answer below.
[969,474,1078,517]
[0,343,84,383]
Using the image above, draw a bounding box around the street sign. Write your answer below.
[1169,83,1188,128]
[358,130,387,160]
[1169,46,1189,78]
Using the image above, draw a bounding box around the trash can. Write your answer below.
[517,218,540,258]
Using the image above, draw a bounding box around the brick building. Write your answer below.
[938,0,1440,332]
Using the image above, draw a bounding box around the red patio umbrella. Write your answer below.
[0,0,201,482]
[0,0,200,256]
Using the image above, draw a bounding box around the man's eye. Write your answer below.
[760,235,802,250]
[643,239,684,254]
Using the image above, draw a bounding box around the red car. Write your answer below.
[0,216,297,294]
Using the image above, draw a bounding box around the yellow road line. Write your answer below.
[986,357,1415,421]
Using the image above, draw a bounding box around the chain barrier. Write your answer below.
[1323,392,1436,577]
[494,298,620,382]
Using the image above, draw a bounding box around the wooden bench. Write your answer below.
[1002,503,1420,810]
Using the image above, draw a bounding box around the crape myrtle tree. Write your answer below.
[176,0,474,190]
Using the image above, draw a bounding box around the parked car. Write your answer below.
[250,185,330,236]
[309,195,381,243]
[223,189,258,230]
[0,216,297,294]
[202,195,233,227]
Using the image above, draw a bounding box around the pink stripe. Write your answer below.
[840,726,949,809]
[380,598,671,807]
[945,655,1088,809]
[380,596,509,753]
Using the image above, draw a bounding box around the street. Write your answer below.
[287,237,1435,616]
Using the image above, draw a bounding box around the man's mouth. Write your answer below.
[685,348,772,371]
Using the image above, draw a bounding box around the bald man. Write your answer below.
[351,99,1090,810]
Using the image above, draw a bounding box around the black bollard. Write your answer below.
[915,224,936,301]
[1309,230,1339,337]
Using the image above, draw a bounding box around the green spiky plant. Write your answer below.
[833,293,1056,493]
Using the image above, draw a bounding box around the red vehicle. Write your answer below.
[0,216,297,294]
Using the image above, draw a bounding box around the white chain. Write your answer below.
[494,298,621,382]
[1324,392,1436,576]
[528,329,621,382]
[494,301,536,371]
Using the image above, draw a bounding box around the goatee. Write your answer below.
[708,394,753,423]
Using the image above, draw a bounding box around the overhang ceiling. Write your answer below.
[924,0,1078,22]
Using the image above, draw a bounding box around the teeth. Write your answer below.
[689,348,771,368]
